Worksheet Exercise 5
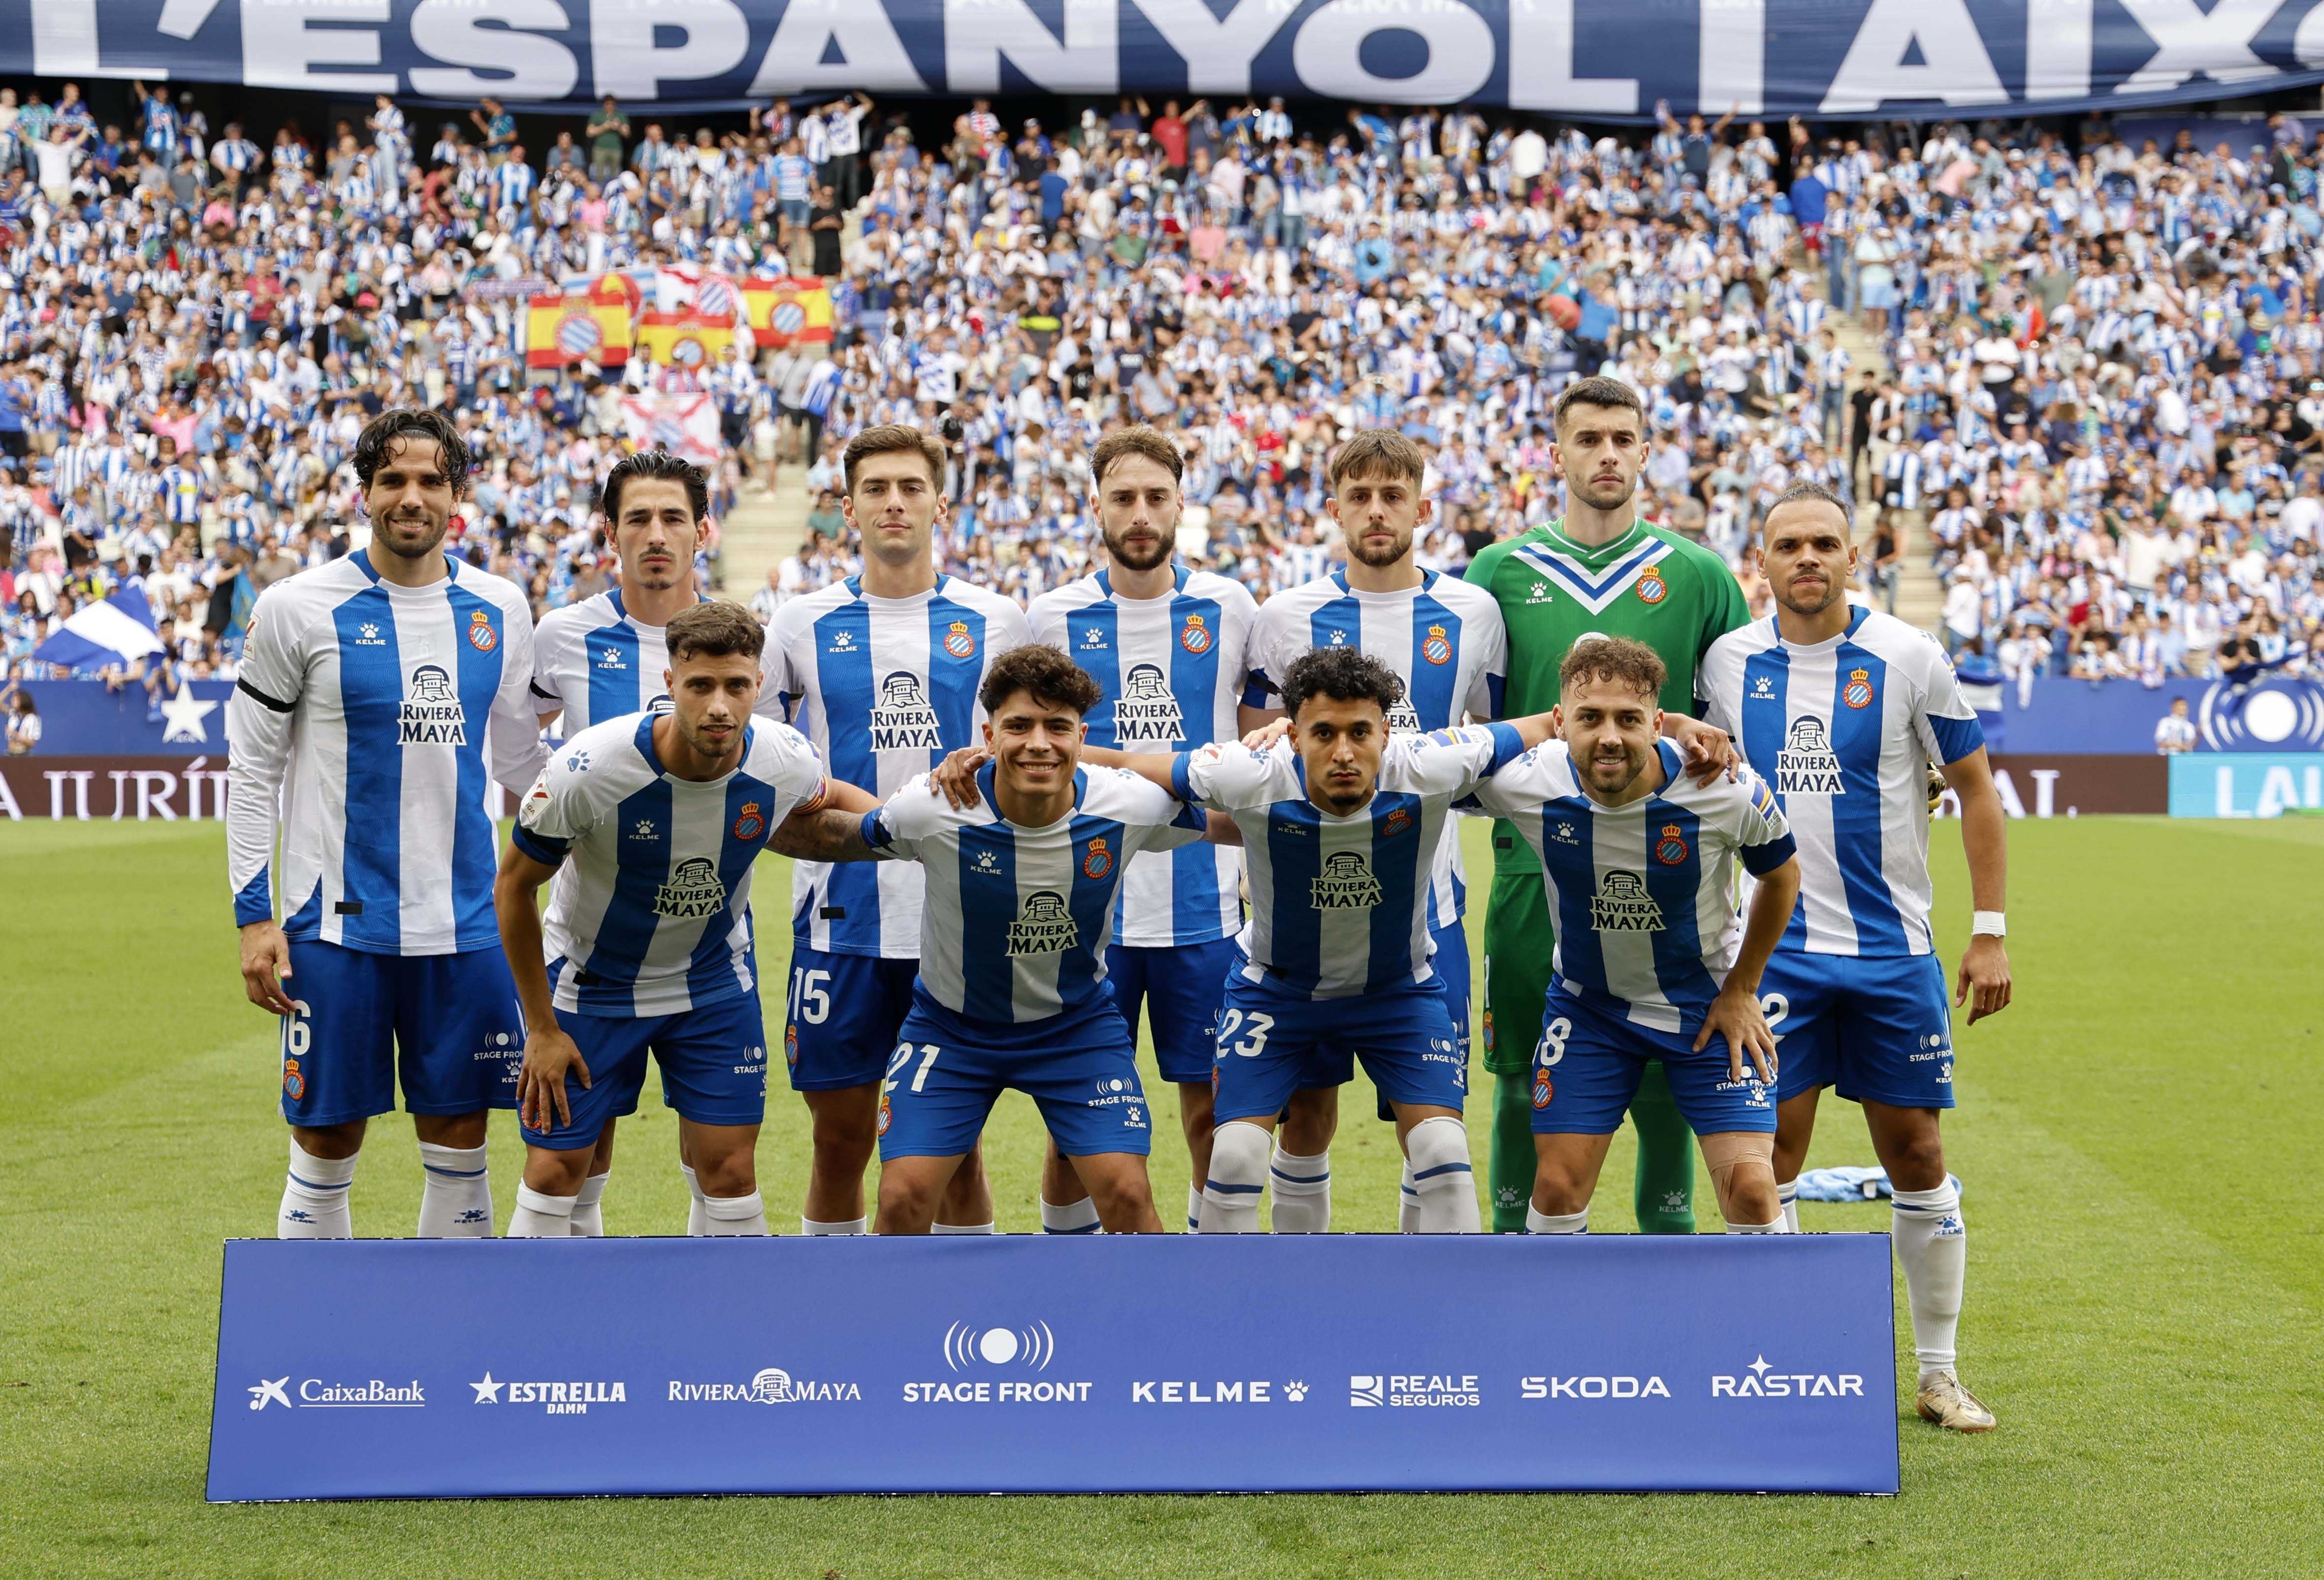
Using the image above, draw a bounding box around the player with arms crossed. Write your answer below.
[227,409,542,1238]
[526,449,711,1234]
[1463,637,1803,1237]
[1239,429,1506,1232]
[1029,425,1259,1234]
[785,645,1229,1232]
[1698,482,2012,1432]
[762,425,1028,1235]
[496,603,877,1236]
[1464,378,1750,1234]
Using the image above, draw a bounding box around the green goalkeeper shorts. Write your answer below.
[1481,871,1557,1078]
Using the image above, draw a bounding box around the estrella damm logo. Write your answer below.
[734,800,766,842]
[1421,624,1452,665]
[467,608,498,652]
[1636,566,1668,605]
[283,1057,304,1100]
[1655,823,1689,865]
[1843,666,1875,709]
[1180,613,1212,654]
[1083,836,1114,880]
[943,621,977,659]
[1531,1068,1553,1109]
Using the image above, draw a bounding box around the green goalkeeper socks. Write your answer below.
[1630,1061,1697,1234]
[1488,1074,1536,1233]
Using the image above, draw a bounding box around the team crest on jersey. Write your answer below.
[733,801,766,843]
[876,1090,892,1135]
[943,620,977,659]
[1635,566,1668,605]
[1654,823,1689,865]
[467,608,498,652]
[871,671,945,751]
[784,1023,799,1067]
[1006,890,1080,955]
[1311,850,1384,910]
[1083,837,1114,879]
[1589,870,1664,932]
[397,664,468,745]
[1113,663,1186,743]
[1382,807,1413,839]
[653,856,727,919]
[1180,613,1212,654]
[1842,667,1875,709]
[1421,624,1452,665]
[1531,1068,1553,1110]
[283,1057,304,1101]
[1775,716,1845,794]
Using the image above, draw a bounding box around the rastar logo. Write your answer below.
[1710,1355,1866,1399]
[1112,662,1185,743]
[1520,1374,1672,1400]
[1775,715,1845,794]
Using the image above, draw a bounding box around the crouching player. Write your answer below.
[782,644,1234,1233]
[494,603,878,1235]
[1461,637,1804,1236]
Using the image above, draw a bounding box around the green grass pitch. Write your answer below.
[3,815,2321,1577]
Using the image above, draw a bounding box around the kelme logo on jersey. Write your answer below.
[1590,870,1664,931]
[1420,624,1452,665]
[1113,663,1185,743]
[942,620,977,659]
[1082,837,1114,879]
[1636,566,1668,604]
[733,801,766,842]
[872,671,945,751]
[1654,824,1689,865]
[654,856,728,919]
[1842,666,1875,709]
[1180,613,1213,654]
[466,608,497,653]
[397,664,467,745]
[1007,890,1079,955]
[1311,851,1384,910]
[1776,716,1845,794]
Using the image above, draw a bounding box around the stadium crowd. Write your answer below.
[3,78,2324,694]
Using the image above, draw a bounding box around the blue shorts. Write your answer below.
[1762,952,1957,1110]
[878,988,1152,1161]
[1213,972,1466,1125]
[783,945,919,1092]
[1105,938,1239,1086]
[520,990,771,1151]
[1300,918,1471,1118]
[1529,988,1775,1137]
[278,940,523,1126]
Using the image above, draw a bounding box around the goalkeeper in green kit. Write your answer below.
[1463,377,1750,1234]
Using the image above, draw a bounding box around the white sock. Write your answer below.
[417,1142,493,1238]
[1186,1183,1203,1234]
[1777,1179,1800,1235]
[1526,1204,1588,1234]
[1892,1182,1966,1380]
[1040,1196,1101,1235]
[1268,1148,1331,1233]
[279,1141,356,1239]
[1199,1121,1269,1232]
[569,1172,608,1237]
[1398,1163,1420,1233]
[1405,1116,1481,1233]
[507,1182,577,1238]
[681,1163,708,1236]
[934,1219,995,1234]
[801,1215,867,1235]
[703,1190,768,1236]
[1730,1216,1790,1234]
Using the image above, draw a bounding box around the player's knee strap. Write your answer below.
[1405,1116,1472,1191]
[1206,1121,1271,1194]
[1698,1131,1773,1199]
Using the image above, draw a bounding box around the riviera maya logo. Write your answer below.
[654,856,727,919]
[1311,850,1384,910]
[1007,890,1079,955]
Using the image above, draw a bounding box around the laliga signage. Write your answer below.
[21,0,2324,117]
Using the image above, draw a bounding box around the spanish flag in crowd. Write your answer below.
[634,310,738,371]
[742,275,834,349]
[523,275,633,369]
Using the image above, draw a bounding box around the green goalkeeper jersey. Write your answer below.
[1464,517,1751,878]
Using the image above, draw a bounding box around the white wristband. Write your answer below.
[1971,911,2007,938]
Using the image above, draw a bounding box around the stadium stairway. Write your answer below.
[717,462,806,604]
[1827,303,1944,633]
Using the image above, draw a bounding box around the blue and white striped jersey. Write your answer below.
[1030,566,1259,947]
[865,764,1206,1023]
[1697,606,1983,958]
[1243,569,1507,927]
[1175,724,1526,1000]
[761,576,1030,959]
[532,589,703,739]
[1465,741,1796,1034]
[226,550,544,955]
[512,713,827,1016]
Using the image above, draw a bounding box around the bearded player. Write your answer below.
[1462,378,1749,1234]
[1698,483,2012,1432]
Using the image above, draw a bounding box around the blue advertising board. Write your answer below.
[208,1234,1900,1499]
[22,680,236,757]
[10,0,2324,119]
[2168,753,2324,818]
[1997,675,2324,757]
